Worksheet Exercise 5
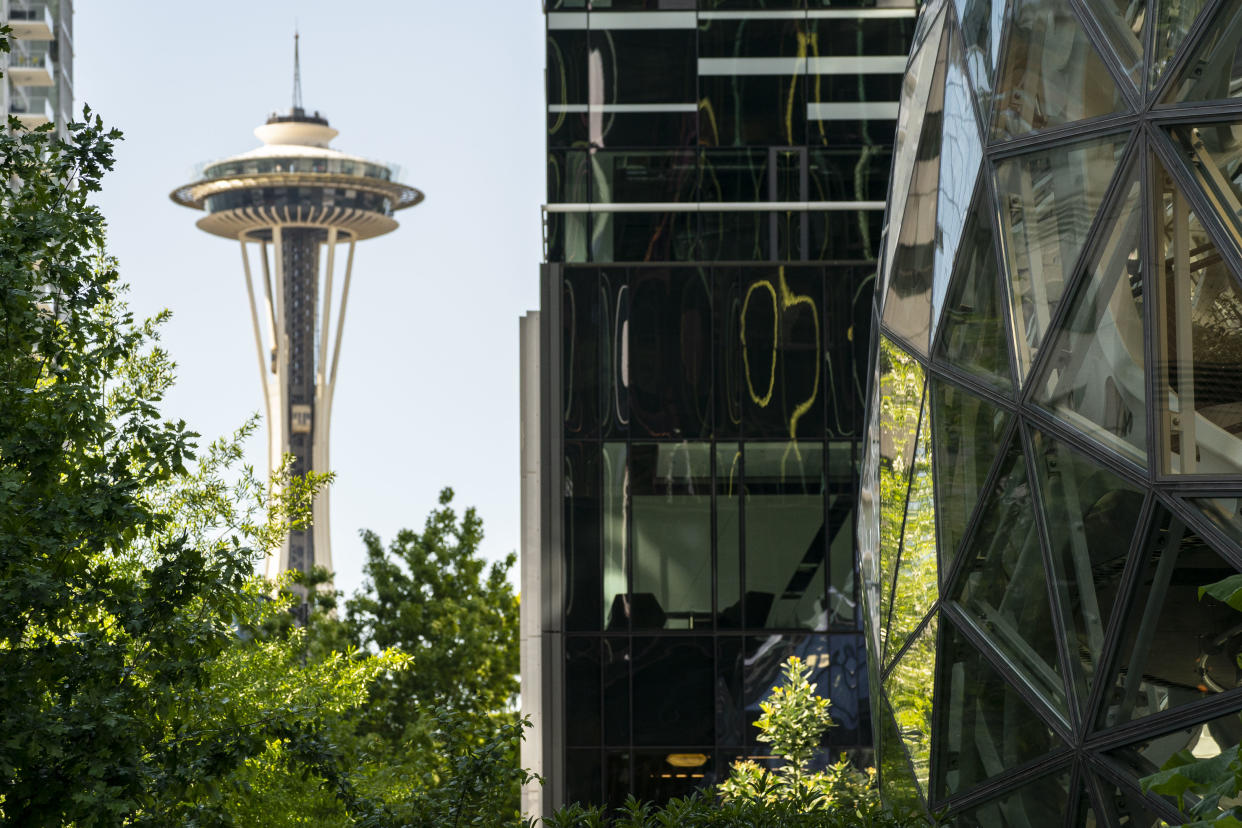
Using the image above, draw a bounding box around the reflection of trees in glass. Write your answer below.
[877,338,926,655]
[886,405,938,665]
[884,619,938,794]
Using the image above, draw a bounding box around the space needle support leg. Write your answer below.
[328,236,357,394]
[258,240,278,364]
[318,227,337,390]
[239,236,271,417]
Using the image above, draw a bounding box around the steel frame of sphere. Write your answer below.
[866,0,1242,823]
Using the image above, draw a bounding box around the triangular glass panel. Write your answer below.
[883,617,938,796]
[1029,428,1146,714]
[951,436,1069,716]
[883,27,950,356]
[1192,496,1242,545]
[878,690,925,812]
[1033,164,1147,464]
[1151,0,1214,93]
[1107,709,1242,817]
[934,201,1013,390]
[1084,0,1147,92]
[931,26,984,348]
[1153,153,1242,475]
[1093,775,1169,827]
[883,8,950,302]
[877,339,926,657]
[933,617,1065,801]
[954,0,1006,129]
[990,0,1130,141]
[861,370,884,657]
[995,133,1129,382]
[949,766,1073,827]
[886,407,939,667]
[1097,504,1242,729]
[1165,122,1242,243]
[930,378,1012,574]
[1162,0,1242,102]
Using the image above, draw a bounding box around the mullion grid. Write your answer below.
[877,0,1242,819]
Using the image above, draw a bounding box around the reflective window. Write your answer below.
[565,442,603,631]
[883,618,936,793]
[933,618,1062,799]
[1151,0,1212,91]
[995,134,1128,380]
[952,767,1073,827]
[629,268,713,439]
[567,637,602,745]
[604,636,631,745]
[990,0,1128,141]
[1034,165,1146,463]
[563,268,602,439]
[717,443,743,623]
[589,28,696,105]
[631,443,713,629]
[951,437,1068,716]
[1030,429,1144,709]
[1099,506,1242,728]
[1108,710,1242,816]
[743,634,831,742]
[745,443,827,628]
[632,636,715,745]
[740,267,824,439]
[1163,0,1242,102]
[1154,154,1242,475]
[603,442,630,630]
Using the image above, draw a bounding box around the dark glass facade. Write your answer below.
[540,2,914,809]
[864,0,1242,822]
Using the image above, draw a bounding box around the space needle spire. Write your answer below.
[292,31,303,113]
[171,45,424,591]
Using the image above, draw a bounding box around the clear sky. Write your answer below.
[76,2,546,598]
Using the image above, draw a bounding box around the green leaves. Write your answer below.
[1201,574,1242,612]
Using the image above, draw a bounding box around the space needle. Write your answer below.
[171,36,423,585]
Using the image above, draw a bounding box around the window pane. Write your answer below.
[1034,165,1145,463]
[718,442,743,623]
[1154,154,1242,475]
[995,134,1128,380]
[952,768,1072,827]
[1030,429,1145,710]
[950,437,1068,717]
[1098,507,1242,728]
[563,269,602,439]
[989,0,1127,141]
[933,618,1062,799]
[603,442,630,630]
[745,442,826,629]
[629,268,713,439]
[567,637,602,746]
[603,636,630,746]
[630,442,713,630]
[632,636,715,746]
[740,267,825,440]
[565,442,603,631]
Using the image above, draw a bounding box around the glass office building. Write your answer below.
[529,0,915,811]
[865,0,1242,822]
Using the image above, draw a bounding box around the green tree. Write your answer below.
[0,58,412,825]
[343,489,520,753]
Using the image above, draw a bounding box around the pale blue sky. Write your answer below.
[77,2,546,598]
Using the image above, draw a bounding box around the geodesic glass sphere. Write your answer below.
[864,0,1242,821]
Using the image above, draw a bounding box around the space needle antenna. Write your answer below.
[292,30,303,113]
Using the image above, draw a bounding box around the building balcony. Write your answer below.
[8,4,54,40]
[10,94,54,128]
[8,48,54,87]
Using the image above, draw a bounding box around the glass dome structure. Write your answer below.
[863,0,1242,821]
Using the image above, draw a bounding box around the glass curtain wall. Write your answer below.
[865,0,1242,822]
[546,0,915,809]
